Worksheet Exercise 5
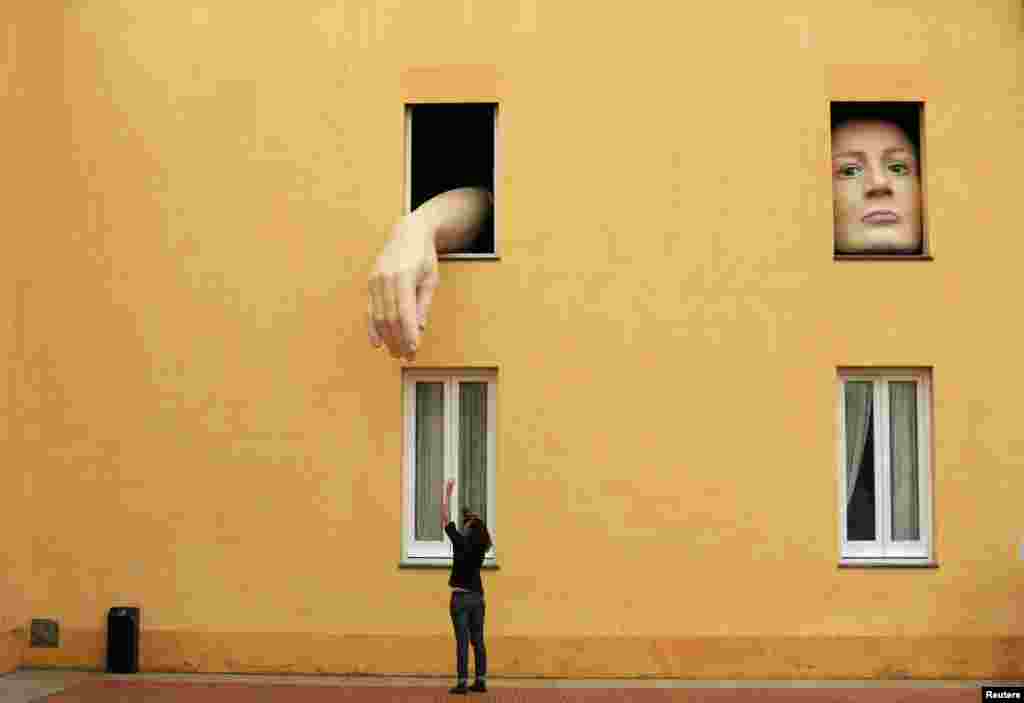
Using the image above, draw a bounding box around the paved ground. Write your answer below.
[2,670,1022,703]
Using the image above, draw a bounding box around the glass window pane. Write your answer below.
[415,383,445,541]
[890,381,920,541]
[845,381,876,541]
[458,383,488,524]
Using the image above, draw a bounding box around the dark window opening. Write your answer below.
[409,103,495,255]
[847,410,876,542]
[831,102,922,161]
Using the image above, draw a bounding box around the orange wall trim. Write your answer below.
[19,633,1024,680]
[400,65,502,103]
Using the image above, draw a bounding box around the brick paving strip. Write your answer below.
[39,680,983,702]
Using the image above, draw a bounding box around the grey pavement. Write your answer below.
[2,668,1022,703]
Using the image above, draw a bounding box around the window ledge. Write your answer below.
[834,254,933,261]
[839,559,938,568]
[399,559,500,570]
[439,253,501,261]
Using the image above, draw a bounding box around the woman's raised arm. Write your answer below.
[440,478,456,530]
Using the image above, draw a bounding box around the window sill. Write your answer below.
[838,559,938,568]
[399,559,500,570]
[439,253,501,261]
[834,254,933,261]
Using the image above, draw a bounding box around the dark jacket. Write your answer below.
[445,521,485,595]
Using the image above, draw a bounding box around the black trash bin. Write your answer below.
[106,607,140,674]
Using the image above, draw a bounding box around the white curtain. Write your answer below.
[844,382,872,507]
[415,383,445,541]
[458,383,488,521]
[889,382,920,540]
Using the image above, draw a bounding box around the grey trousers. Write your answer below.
[449,590,486,682]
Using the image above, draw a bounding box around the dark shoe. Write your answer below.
[469,680,487,692]
[449,683,469,694]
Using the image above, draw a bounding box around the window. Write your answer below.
[837,368,933,564]
[830,101,928,258]
[405,103,497,257]
[402,369,497,565]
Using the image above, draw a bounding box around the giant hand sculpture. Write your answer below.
[368,187,493,360]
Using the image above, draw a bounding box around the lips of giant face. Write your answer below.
[861,210,900,225]
[832,121,923,254]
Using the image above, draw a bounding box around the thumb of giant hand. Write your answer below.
[416,265,440,337]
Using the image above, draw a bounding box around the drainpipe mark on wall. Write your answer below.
[0,23,16,98]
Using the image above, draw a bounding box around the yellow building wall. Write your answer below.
[1,2,64,674]
[7,0,1024,678]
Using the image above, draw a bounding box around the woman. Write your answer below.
[441,478,493,694]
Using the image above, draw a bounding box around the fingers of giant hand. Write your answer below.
[369,276,400,357]
[367,302,382,347]
[383,278,405,359]
[396,274,420,357]
[368,279,385,348]
[416,272,438,334]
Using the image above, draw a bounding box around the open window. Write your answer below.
[405,103,497,258]
[830,101,928,258]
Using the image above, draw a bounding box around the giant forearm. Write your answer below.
[403,187,492,254]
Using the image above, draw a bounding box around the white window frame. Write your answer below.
[837,368,933,565]
[402,368,497,566]
[404,102,499,260]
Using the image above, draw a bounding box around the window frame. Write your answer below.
[404,102,499,260]
[836,368,933,565]
[402,368,498,567]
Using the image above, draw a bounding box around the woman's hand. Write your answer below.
[446,478,456,498]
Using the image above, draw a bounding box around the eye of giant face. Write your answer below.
[836,163,863,179]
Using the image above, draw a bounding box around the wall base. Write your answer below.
[0,628,26,674]
[19,632,1024,680]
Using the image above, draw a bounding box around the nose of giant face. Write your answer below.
[864,164,893,193]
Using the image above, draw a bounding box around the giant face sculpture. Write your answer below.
[832,119,923,255]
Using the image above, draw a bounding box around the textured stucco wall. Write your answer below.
[1,2,65,674]
[11,0,1024,678]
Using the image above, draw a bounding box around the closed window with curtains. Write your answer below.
[403,369,497,565]
[838,369,932,563]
